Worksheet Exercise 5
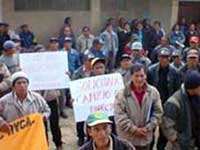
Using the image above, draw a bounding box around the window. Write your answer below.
[14,0,90,11]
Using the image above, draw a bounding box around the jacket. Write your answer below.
[19,31,35,49]
[147,63,181,102]
[0,63,11,95]
[162,85,200,150]
[77,34,95,53]
[79,134,135,150]
[169,31,186,45]
[0,91,50,126]
[114,83,163,146]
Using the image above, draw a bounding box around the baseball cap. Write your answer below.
[86,111,112,127]
[184,70,200,89]
[120,54,131,61]
[187,49,199,58]
[172,50,181,57]
[3,40,17,50]
[159,48,170,56]
[190,36,199,44]
[93,37,104,45]
[131,42,142,50]
[91,57,105,67]
[64,37,72,42]
[49,37,58,43]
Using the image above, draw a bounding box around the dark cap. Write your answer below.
[82,26,90,32]
[172,50,181,57]
[93,38,104,45]
[159,48,170,56]
[83,53,95,62]
[120,54,131,61]
[20,24,28,28]
[49,37,58,43]
[184,70,200,89]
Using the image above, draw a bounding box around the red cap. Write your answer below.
[190,36,199,44]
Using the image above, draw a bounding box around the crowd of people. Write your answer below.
[0,16,199,150]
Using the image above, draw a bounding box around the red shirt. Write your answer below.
[131,83,145,106]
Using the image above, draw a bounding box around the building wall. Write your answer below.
[2,0,177,44]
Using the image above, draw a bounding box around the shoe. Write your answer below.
[56,146,63,150]
[77,138,85,147]
[60,111,68,119]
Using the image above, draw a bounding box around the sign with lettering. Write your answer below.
[0,113,48,150]
[70,73,124,122]
[20,51,70,90]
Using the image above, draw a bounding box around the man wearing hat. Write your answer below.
[48,37,59,51]
[80,111,135,150]
[170,50,185,70]
[162,70,200,150]
[179,49,200,81]
[0,40,20,74]
[88,37,105,59]
[0,71,50,133]
[131,41,151,68]
[115,54,132,84]
[91,57,106,76]
[148,47,181,150]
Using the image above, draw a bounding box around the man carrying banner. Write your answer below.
[0,71,50,133]
[114,63,163,150]
[80,111,135,150]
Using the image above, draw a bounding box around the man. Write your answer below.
[131,41,151,68]
[88,37,105,59]
[162,71,200,150]
[0,40,20,74]
[72,53,94,146]
[115,54,132,84]
[179,49,200,81]
[170,50,185,70]
[0,22,10,51]
[100,23,118,71]
[114,63,163,150]
[19,24,35,49]
[80,111,135,150]
[48,37,59,51]
[0,71,50,133]
[77,26,95,54]
[91,58,106,76]
[151,37,176,63]
[183,36,200,61]
[147,48,181,150]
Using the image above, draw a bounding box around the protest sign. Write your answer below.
[70,73,124,122]
[20,51,70,90]
[0,113,48,150]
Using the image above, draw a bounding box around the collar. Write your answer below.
[93,136,113,150]
[13,91,33,103]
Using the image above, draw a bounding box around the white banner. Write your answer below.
[70,73,124,122]
[20,51,70,90]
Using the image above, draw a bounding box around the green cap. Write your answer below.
[86,111,112,127]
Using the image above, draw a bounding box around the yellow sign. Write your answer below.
[0,113,48,150]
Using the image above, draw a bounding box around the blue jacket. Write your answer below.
[88,48,105,59]
[169,31,185,46]
[19,31,35,49]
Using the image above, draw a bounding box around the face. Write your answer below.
[136,23,143,30]
[159,56,170,67]
[94,43,103,50]
[124,23,130,31]
[5,48,16,56]
[160,39,168,46]
[120,58,131,70]
[131,68,146,89]
[173,56,182,64]
[63,41,72,49]
[190,24,196,31]
[174,24,180,31]
[188,86,200,96]
[189,42,198,48]
[13,78,28,95]
[132,50,141,57]
[93,62,105,75]
[22,27,29,32]
[63,27,71,36]
[49,42,59,51]
[88,124,111,148]
[84,59,92,69]
[106,24,113,32]
[83,29,90,37]
[187,57,199,68]
[154,23,160,30]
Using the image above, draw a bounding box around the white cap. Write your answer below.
[11,71,29,86]
[131,41,142,50]
[64,37,72,42]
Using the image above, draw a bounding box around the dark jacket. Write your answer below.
[162,85,200,150]
[79,134,135,150]
[147,63,181,102]
[19,31,35,49]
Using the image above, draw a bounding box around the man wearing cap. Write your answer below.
[170,50,185,70]
[0,71,50,133]
[0,40,20,74]
[131,41,151,68]
[183,36,200,61]
[148,48,181,150]
[48,37,59,51]
[88,37,105,60]
[72,53,94,146]
[77,26,95,54]
[114,63,163,150]
[80,111,135,150]
[162,70,200,150]
[151,37,176,63]
[115,54,132,84]
[179,49,200,81]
